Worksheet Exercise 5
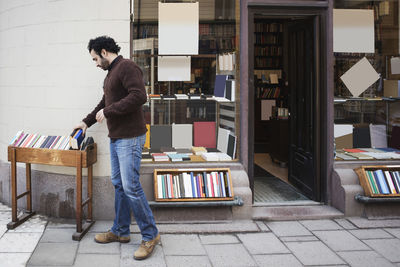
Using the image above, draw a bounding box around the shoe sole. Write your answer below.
[133,235,161,260]
[94,238,131,244]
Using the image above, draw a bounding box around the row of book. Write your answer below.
[365,169,400,195]
[258,87,281,99]
[199,23,235,37]
[255,46,283,56]
[142,147,232,162]
[156,171,233,199]
[9,129,90,150]
[336,148,400,160]
[254,22,283,33]
[254,33,282,45]
[255,58,282,69]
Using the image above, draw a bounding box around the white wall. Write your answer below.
[0,0,130,176]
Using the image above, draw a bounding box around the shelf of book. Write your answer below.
[7,144,97,240]
[153,168,234,202]
[355,165,400,197]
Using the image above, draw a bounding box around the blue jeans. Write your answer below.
[109,134,158,241]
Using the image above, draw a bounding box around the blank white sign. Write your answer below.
[340,57,379,97]
[158,2,199,55]
[158,56,191,81]
[333,9,374,53]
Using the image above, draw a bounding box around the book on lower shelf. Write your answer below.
[355,165,400,197]
[154,168,234,201]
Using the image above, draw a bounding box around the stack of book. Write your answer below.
[10,131,72,150]
[156,171,232,199]
[192,146,207,155]
[152,153,169,162]
[364,169,400,195]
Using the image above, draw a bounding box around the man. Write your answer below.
[75,36,159,260]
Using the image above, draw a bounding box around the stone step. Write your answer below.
[252,204,344,221]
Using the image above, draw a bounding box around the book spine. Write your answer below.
[203,172,209,197]
[226,172,232,197]
[209,173,215,197]
[161,175,166,199]
[10,131,24,146]
[29,134,41,148]
[169,174,174,199]
[190,172,196,198]
[25,134,38,148]
[196,175,201,198]
[375,170,390,194]
[179,173,185,198]
[157,175,163,199]
[366,171,378,194]
[384,171,397,194]
[21,134,34,147]
[390,171,400,193]
[220,172,226,197]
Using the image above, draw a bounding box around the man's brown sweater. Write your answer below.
[83,56,147,138]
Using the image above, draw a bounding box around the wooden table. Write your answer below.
[7,144,97,241]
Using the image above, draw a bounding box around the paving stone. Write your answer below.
[266,221,312,237]
[74,253,120,267]
[338,251,395,267]
[237,233,289,254]
[348,217,400,229]
[205,244,257,267]
[0,252,31,267]
[28,242,78,266]
[199,234,239,245]
[0,232,42,252]
[280,236,319,242]
[313,230,370,251]
[0,203,11,211]
[7,215,47,233]
[156,221,259,234]
[335,218,358,230]
[121,244,166,267]
[255,221,270,232]
[165,256,212,267]
[162,234,206,256]
[46,220,75,229]
[253,254,303,267]
[88,220,112,233]
[364,238,400,262]
[299,219,343,231]
[40,228,76,243]
[384,228,400,238]
[0,225,7,238]
[77,233,120,254]
[285,241,345,265]
[349,229,393,239]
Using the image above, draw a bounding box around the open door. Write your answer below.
[288,17,320,200]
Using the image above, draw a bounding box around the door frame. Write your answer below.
[247,4,329,203]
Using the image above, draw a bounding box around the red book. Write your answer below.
[21,134,34,147]
[343,148,367,153]
[169,174,174,198]
[209,173,215,197]
[193,121,216,148]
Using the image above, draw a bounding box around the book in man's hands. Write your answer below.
[70,128,85,150]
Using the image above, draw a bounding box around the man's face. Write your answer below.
[90,49,109,70]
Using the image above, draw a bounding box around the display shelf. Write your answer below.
[355,165,400,197]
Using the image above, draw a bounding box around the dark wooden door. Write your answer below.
[288,18,319,200]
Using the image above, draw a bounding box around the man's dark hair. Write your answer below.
[88,36,121,56]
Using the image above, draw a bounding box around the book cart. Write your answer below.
[154,168,234,201]
[7,144,97,241]
[355,165,400,197]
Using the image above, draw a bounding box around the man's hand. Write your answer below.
[74,121,88,134]
[96,109,105,123]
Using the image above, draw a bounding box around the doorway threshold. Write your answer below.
[252,204,344,221]
[253,200,320,207]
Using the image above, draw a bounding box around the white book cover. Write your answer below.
[384,171,397,194]
[53,136,64,150]
[220,172,226,197]
[10,131,23,145]
[26,134,38,148]
[217,127,230,154]
[212,172,219,197]
[157,175,163,199]
[172,124,193,148]
[369,124,387,148]
[34,135,46,148]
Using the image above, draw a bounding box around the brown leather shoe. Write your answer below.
[134,234,161,260]
[94,231,130,244]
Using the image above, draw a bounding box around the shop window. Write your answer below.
[334,1,400,161]
[132,0,239,163]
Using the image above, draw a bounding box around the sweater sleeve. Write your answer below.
[82,95,105,128]
[103,63,147,118]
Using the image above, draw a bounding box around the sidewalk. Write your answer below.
[1,202,400,266]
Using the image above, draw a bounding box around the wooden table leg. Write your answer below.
[10,148,17,222]
[87,165,93,221]
[26,163,32,213]
[7,149,36,229]
[75,153,82,233]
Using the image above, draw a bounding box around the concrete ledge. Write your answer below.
[252,205,344,221]
[149,196,244,207]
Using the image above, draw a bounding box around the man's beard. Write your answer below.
[99,57,110,70]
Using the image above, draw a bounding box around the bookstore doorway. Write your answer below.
[250,8,325,204]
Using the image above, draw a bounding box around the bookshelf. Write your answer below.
[7,144,97,241]
[355,165,400,197]
[153,168,234,201]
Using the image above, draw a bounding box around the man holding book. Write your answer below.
[74,36,159,260]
